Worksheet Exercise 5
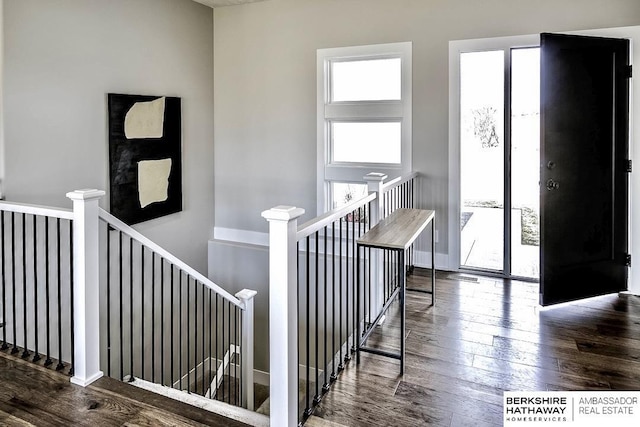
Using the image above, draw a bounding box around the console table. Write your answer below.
[356,208,435,374]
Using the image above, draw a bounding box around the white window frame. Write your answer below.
[317,42,412,214]
[448,34,539,274]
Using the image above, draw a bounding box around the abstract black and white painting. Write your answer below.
[108,93,182,225]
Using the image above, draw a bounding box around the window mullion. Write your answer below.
[325,103,403,120]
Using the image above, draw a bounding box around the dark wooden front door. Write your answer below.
[540,33,630,306]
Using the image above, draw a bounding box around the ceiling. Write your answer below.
[192,0,269,7]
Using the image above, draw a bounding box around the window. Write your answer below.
[317,42,412,212]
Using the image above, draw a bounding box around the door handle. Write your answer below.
[546,179,560,191]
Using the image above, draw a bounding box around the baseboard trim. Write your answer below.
[413,250,451,271]
[128,376,269,427]
[213,227,268,247]
[213,228,451,272]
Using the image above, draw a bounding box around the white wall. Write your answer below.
[3,0,214,272]
[212,0,640,260]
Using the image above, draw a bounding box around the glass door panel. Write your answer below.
[460,51,505,271]
[511,48,540,279]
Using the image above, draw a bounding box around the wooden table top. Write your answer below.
[357,208,435,250]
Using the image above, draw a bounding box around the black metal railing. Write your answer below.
[382,174,416,215]
[99,211,247,409]
[383,173,417,277]
[0,204,75,374]
[289,173,417,425]
[295,196,374,423]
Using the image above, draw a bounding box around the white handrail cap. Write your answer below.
[261,205,305,221]
[66,189,106,201]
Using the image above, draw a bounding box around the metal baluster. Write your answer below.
[330,221,337,383]
[141,245,145,380]
[351,209,357,355]
[322,226,328,393]
[384,249,387,305]
[367,204,372,334]
[221,286,225,400]
[227,299,231,404]
[362,211,367,337]
[129,237,134,381]
[296,241,301,416]
[234,304,238,405]
[119,231,124,380]
[338,217,343,371]
[314,230,320,405]
[215,293,219,400]
[195,278,199,395]
[106,225,112,376]
[202,284,205,397]
[362,207,367,335]
[358,207,363,341]
[356,233,360,366]
[367,204,372,331]
[0,211,6,350]
[21,214,29,359]
[304,235,311,416]
[32,216,40,362]
[208,288,212,399]
[69,221,75,375]
[151,252,155,383]
[179,271,183,390]
[44,217,51,365]
[170,264,175,388]
[237,304,241,406]
[402,182,406,208]
[55,218,63,368]
[187,275,191,393]
[160,257,164,385]
[395,187,398,211]
[344,214,351,363]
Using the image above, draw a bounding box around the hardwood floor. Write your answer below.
[2,270,640,426]
[312,269,640,426]
[0,350,249,426]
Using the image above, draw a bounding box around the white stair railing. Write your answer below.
[1,189,256,413]
[99,206,256,411]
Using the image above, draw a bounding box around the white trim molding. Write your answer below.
[448,34,539,275]
[213,226,269,247]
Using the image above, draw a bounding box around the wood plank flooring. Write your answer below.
[2,270,640,426]
[0,350,249,426]
[312,269,640,426]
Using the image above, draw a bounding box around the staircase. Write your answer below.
[0,350,252,426]
[0,191,262,425]
[1,171,417,426]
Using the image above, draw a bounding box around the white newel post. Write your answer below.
[262,205,305,427]
[66,189,105,387]
[364,173,387,321]
[236,288,257,411]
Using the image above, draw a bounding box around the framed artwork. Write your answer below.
[108,93,182,225]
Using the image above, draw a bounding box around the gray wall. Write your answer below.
[3,0,214,273]
[209,240,269,371]
[212,0,640,254]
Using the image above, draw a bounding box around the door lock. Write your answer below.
[546,179,560,191]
